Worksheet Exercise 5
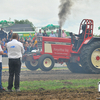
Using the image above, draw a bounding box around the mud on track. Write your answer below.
[0,88,100,100]
[1,69,100,100]
[2,69,100,81]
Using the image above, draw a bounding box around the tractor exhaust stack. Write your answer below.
[58,28,61,37]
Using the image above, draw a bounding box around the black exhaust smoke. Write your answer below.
[58,0,73,28]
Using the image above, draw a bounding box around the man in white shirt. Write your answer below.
[0,45,7,92]
[7,33,24,92]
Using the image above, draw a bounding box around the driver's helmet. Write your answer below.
[82,24,86,32]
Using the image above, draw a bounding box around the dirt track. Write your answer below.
[1,69,100,100]
[2,69,100,82]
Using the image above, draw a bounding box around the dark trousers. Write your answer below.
[8,58,21,89]
[0,63,3,89]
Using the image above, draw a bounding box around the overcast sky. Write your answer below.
[0,0,100,35]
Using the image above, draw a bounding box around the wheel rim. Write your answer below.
[43,58,52,68]
[30,60,38,67]
[91,48,100,69]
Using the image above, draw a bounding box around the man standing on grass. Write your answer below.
[7,33,24,92]
[0,45,7,92]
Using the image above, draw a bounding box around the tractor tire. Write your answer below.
[39,54,55,71]
[80,41,100,74]
[25,60,39,71]
[67,62,86,73]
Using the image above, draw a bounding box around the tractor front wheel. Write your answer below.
[39,54,55,71]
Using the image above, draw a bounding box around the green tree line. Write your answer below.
[14,19,35,31]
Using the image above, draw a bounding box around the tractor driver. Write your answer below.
[70,24,86,50]
[74,24,86,40]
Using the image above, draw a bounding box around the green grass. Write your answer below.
[2,79,99,91]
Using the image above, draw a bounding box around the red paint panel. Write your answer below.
[83,37,92,44]
[51,44,71,57]
[42,37,71,43]
[33,55,41,60]
[52,56,70,60]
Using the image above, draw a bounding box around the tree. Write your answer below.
[14,19,35,31]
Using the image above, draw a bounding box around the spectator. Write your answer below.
[0,44,7,92]
[21,37,24,43]
[33,34,36,41]
[2,46,7,57]
[33,35,37,42]
[28,41,32,52]
[7,33,24,92]
[31,39,33,43]
[24,42,29,53]
[4,32,7,40]
[0,40,1,45]
[0,28,7,40]
[37,29,43,36]
[5,43,7,47]
[43,30,48,36]
[25,41,29,48]
[8,29,13,40]
[28,37,31,43]
[61,30,66,38]
[49,31,55,37]
[34,39,37,47]
[1,42,4,49]
[55,30,59,37]
[6,35,9,43]
[25,37,28,42]
[4,38,7,44]
[33,35,37,48]
[29,33,32,39]
[30,44,37,52]
[1,38,5,46]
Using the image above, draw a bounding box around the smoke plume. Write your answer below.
[58,0,73,27]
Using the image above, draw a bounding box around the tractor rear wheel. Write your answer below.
[80,41,100,74]
[67,62,86,73]
[39,54,55,71]
[25,60,39,71]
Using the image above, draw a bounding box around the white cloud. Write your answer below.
[0,0,100,35]
[62,0,100,35]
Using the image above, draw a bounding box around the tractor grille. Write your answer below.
[37,37,42,51]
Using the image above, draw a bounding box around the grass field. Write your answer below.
[2,67,99,91]
[2,79,99,91]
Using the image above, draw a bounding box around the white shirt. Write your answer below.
[7,39,24,59]
[0,45,3,62]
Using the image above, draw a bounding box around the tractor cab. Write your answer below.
[79,19,93,40]
[71,19,93,51]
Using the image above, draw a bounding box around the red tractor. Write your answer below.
[22,19,100,74]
